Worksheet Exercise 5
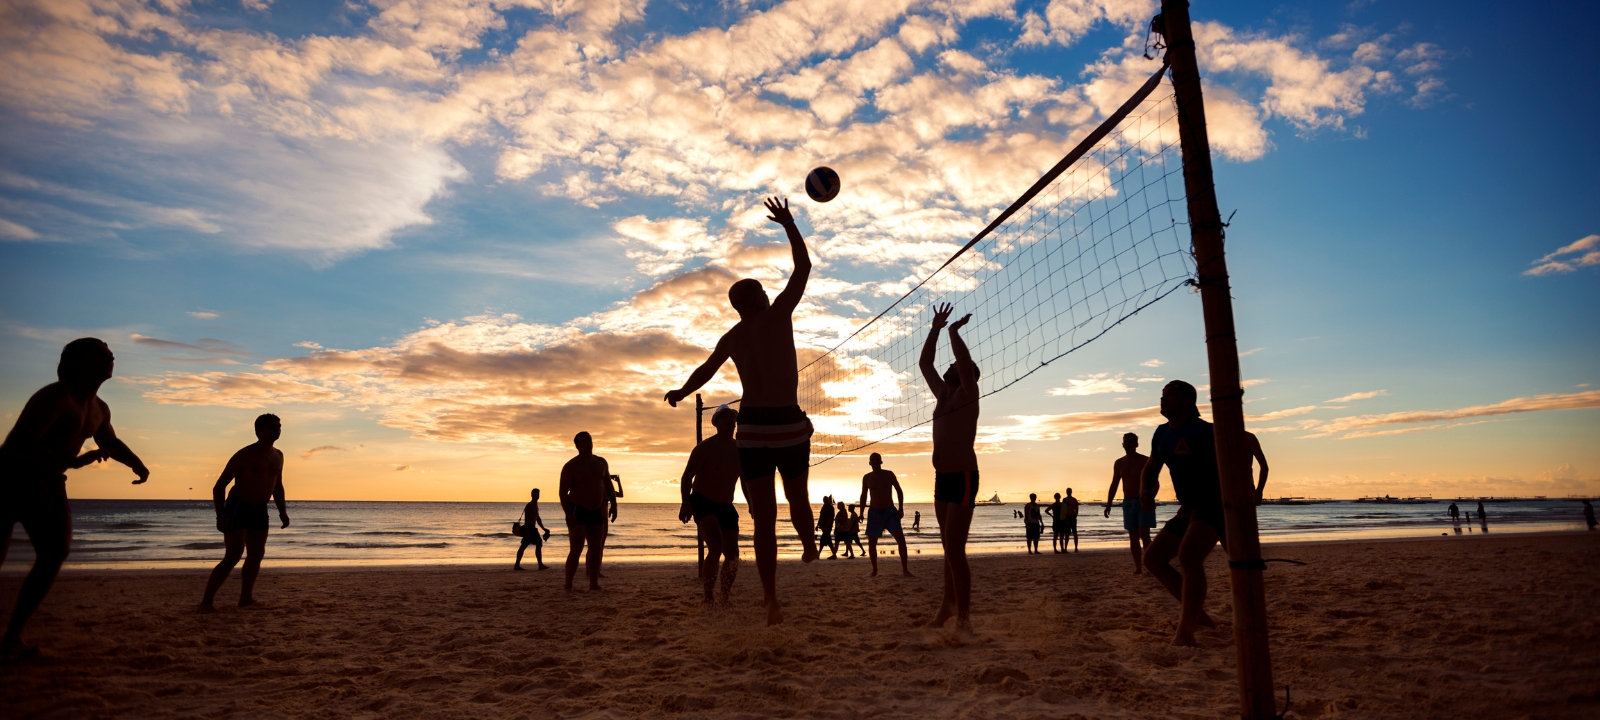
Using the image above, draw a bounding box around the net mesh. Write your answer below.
[798,74,1192,463]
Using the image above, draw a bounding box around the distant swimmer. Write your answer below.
[1105,432,1154,574]
[1,339,149,663]
[200,414,289,612]
[920,303,980,630]
[515,488,551,571]
[1141,380,1225,647]
[1447,502,1460,523]
[1244,431,1269,505]
[664,196,820,625]
[858,453,912,577]
[1584,500,1596,530]
[1061,488,1081,553]
[678,406,742,605]
[1023,494,1044,554]
[817,494,837,559]
[834,501,857,559]
[560,432,617,593]
[912,510,921,532]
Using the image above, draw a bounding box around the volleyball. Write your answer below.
[805,166,841,203]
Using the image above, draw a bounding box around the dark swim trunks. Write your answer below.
[689,492,739,531]
[1025,523,1042,541]
[735,406,812,480]
[934,470,979,506]
[1161,505,1229,548]
[224,495,270,532]
[573,505,607,527]
[0,464,71,557]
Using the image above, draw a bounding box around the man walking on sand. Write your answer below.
[1141,380,1227,647]
[1105,432,1153,574]
[920,303,980,630]
[1,339,149,662]
[835,501,856,558]
[515,488,551,571]
[678,406,742,605]
[859,453,912,577]
[1023,494,1043,554]
[817,494,836,559]
[200,414,289,611]
[664,196,820,625]
[561,432,617,593]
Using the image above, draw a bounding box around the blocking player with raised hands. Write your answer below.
[919,303,980,630]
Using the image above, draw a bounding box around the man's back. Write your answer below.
[931,386,979,473]
[1064,496,1079,516]
[225,444,283,505]
[1113,452,1148,501]
[724,314,799,408]
[689,435,741,504]
[2,383,107,468]
[864,469,897,508]
[563,455,610,510]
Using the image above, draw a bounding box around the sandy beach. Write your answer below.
[3,531,1597,718]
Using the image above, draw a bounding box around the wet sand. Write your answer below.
[3,531,1597,718]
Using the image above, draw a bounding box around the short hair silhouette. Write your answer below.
[1166,379,1198,404]
[1123,432,1138,442]
[574,431,592,445]
[254,413,280,431]
[57,338,107,381]
[728,279,766,314]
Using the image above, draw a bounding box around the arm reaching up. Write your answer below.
[947,312,976,393]
[919,303,954,395]
[766,197,811,316]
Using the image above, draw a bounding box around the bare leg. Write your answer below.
[891,529,913,576]
[777,465,818,562]
[585,521,607,590]
[929,499,975,629]
[867,535,879,576]
[238,528,268,607]
[740,475,783,625]
[201,531,245,611]
[1172,521,1219,646]
[696,518,723,604]
[1144,522,1184,602]
[535,540,547,570]
[2,496,71,656]
[719,527,740,605]
[515,540,528,570]
[563,519,585,593]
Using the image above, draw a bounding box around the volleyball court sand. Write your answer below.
[3,532,1597,718]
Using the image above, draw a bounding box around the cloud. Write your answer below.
[1524,234,1600,276]
[0,216,40,240]
[293,341,323,350]
[1304,390,1600,439]
[187,310,220,320]
[130,334,249,357]
[1047,372,1160,396]
[302,444,356,459]
[1139,358,1163,367]
[1326,389,1386,403]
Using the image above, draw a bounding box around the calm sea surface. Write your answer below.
[2,498,1590,570]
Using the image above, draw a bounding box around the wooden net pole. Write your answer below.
[1159,1,1277,717]
[694,393,705,573]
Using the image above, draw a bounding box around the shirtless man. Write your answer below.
[1141,380,1226,647]
[664,197,820,625]
[515,488,551,571]
[1023,494,1043,554]
[919,303,980,630]
[1244,431,1269,504]
[1047,493,1065,553]
[1104,432,1153,574]
[200,414,289,611]
[1,339,148,662]
[859,453,911,577]
[1061,488,1081,552]
[560,432,617,593]
[678,406,742,605]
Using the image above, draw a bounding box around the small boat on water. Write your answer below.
[975,493,1005,506]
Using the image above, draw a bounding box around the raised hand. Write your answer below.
[664,389,688,407]
[764,196,795,226]
[931,302,954,330]
[949,313,972,332]
[132,464,150,485]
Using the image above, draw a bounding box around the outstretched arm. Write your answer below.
[766,197,812,316]
[93,407,149,484]
[273,468,289,529]
[665,336,731,407]
[892,474,904,519]
[948,313,976,392]
[212,454,239,531]
[679,447,702,524]
[920,303,954,395]
[858,477,869,520]
[1105,468,1122,518]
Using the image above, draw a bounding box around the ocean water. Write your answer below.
[1,498,1591,570]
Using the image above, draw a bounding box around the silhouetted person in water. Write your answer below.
[664,196,819,625]
[1023,493,1044,554]
[1141,380,1226,647]
[678,405,742,605]
[859,453,911,577]
[561,432,617,593]
[1106,432,1154,573]
[1447,502,1460,523]
[200,414,289,611]
[920,302,980,630]
[515,488,551,571]
[1584,500,1596,530]
[816,494,836,559]
[912,510,921,532]
[1,339,148,663]
[1244,431,1269,504]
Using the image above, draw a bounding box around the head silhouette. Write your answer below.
[58,338,113,386]
[1122,432,1138,450]
[531,488,541,499]
[1066,487,1073,496]
[942,362,981,388]
[1029,493,1037,501]
[1159,380,1199,422]
[868,452,882,469]
[728,279,770,317]
[574,431,593,454]
[1054,492,1061,500]
[254,413,281,442]
[711,405,738,433]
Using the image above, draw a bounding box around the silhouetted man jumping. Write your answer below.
[560,432,617,593]
[920,303,979,630]
[665,196,819,625]
[200,414,289,611]
[1141,380,1226,647]
[1,339,149,663]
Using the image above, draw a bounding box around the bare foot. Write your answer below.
[765,599,784,626]
[0,641,40,665]
[801,547,819,563]
[870,567,879,577]
[954,616,974,633]
[537,564,549,571]
[198,603,218,614]
[1171,630,1199,647]
[514,565,525,571]
[589,584,603,592]
[238,596,256,608]
[1197,611,1217,629]
[927,602,953,628]
[901,568,915,577]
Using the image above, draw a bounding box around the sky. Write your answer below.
[1,0,1596,504]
